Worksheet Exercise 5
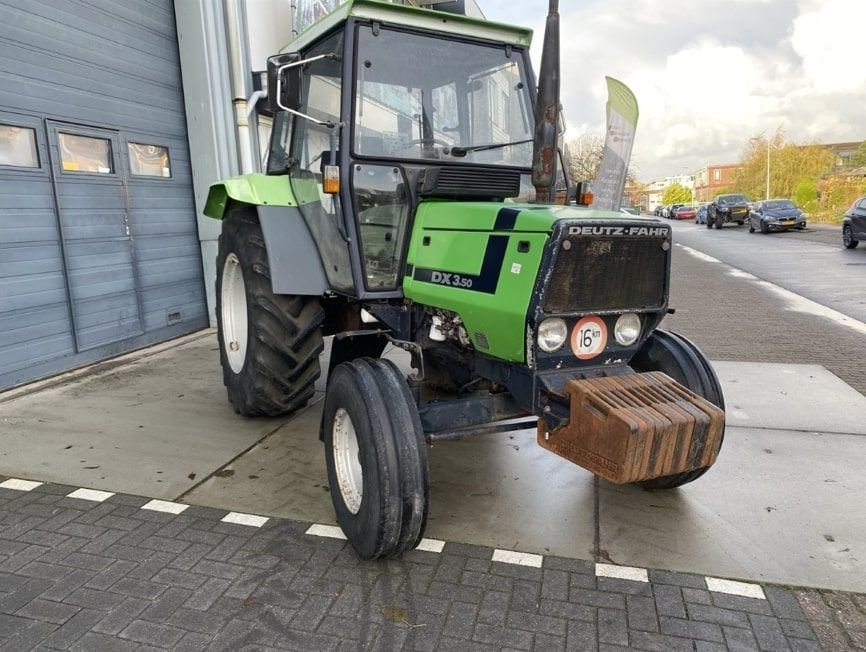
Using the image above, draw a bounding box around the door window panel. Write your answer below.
[0,124,39,168]
[354,165,409,290]
[59,133,113,174]
[128,143,171,177]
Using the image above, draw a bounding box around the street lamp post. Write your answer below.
[766,138,770,200]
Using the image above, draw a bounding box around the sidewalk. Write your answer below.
[3,477,859,651]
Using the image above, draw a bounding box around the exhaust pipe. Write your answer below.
[531,0,560,203]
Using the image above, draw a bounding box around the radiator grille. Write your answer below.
[419,166,521,200]
[542,236,667,313]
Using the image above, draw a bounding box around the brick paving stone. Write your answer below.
[91,597,150,635]
[473,622,534,650]
[653,583,687,619]
[119,618,186,647]
[1,481,864,651]
[626,594,659,632]
[628,630,695,652]
[539,598,596,623]
[660,615,725,643]
[15,597,80,624]
[597,607,628,646]
[723,625,761,651]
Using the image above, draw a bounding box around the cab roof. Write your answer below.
[281,0,533,53]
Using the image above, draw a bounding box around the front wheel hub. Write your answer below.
[220,253,248,374]
[332,407,363,514]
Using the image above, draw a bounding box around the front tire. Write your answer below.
[714,216,723,229]
[630,330,725,490]
[216,206,325,416]
[760,221,769,234]
[843,224,859,249]
[323,359,429,559]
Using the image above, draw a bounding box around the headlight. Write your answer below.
[614,313,641,346]
[537,318,568,353]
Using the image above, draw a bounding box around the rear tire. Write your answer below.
[323,359,429,559]
[629,330,725,490]
[216,206,324,417]
[843,225,859,249]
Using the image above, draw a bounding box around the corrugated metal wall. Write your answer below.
[0,0,207,390]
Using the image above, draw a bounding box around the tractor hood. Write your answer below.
[415,201,654,233]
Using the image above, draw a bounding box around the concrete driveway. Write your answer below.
[2,331,865,593]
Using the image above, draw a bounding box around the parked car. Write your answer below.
[708,193,749,229]
[748,199,806,234]
[654,205,665,217]
[843,195,866,249]
[696,204,709,224]
[667,203,684,219]
[672,205,696,220]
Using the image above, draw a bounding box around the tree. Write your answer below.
[563,133,604,182]
[850,141,866,168]
[733,130,835,201]
[662,183,692,205]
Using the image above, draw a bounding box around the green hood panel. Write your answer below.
[404,201,660,363]
[204,174,296,219]
[415,200,636,232]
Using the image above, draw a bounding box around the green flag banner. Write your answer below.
[590,77,639,211]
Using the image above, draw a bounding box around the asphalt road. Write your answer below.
[667,219,866,326]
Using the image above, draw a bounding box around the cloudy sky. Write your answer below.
[484,0,866,182]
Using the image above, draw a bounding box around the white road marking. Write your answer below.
[66,488,114,502]
[416,538,446,553]
[595,563,649,582]
[221,512,268,527]
[141,499,188,514]
[678,244,866,336]
[706,576,766,599]
[492,549,543,568]
[305,524,347,540]
[0,478,43,491]
[676,244,721,263]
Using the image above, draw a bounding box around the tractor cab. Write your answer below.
[265,0,538,298]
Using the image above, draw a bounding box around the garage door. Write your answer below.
[0,0,207,390]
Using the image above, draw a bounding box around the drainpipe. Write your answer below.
[224,0,260,174]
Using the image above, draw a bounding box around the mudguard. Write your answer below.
[205,174,328,296]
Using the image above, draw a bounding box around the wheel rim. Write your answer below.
[220,253,248,374]
[333,407,363,514]
[844,226,852,246]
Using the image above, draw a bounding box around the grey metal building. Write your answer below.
[0,0,208,390]
[0,0,484,391]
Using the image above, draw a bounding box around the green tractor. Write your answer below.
[204,0,725,560]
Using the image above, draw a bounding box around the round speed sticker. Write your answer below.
[571,316,608,360]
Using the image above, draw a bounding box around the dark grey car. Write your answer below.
[843,196,866,249]
[708,193,749,229]
[748,199,806,234]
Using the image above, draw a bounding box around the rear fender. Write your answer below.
[206,174,328,296]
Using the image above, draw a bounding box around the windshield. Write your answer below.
[719,194,747,204]
[354,25,534,167]
[764,200,795,210]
